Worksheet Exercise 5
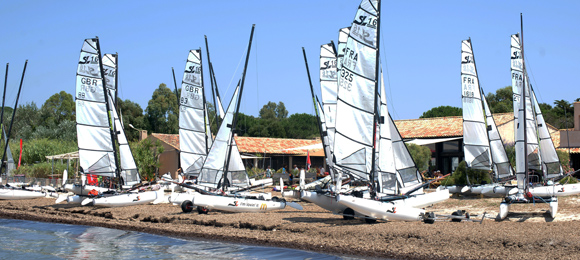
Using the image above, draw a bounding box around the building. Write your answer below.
[558,102,580,170]
[143,111,567,178]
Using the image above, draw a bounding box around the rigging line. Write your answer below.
[379,28,399,120]
[225,44,248,102]
[523,56,543,104]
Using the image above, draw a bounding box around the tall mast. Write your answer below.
[301,47,328,161]
[1,61,27,175]
[222,24,255,188]
[204,36,220,131]
[95,38,122,188]
[196,49,210,154]
[171,67,179,101]
[520,14,529,193]
[370,0,382,196]
[114,53,118,108]
[1,63,8,133]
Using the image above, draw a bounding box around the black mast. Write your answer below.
[1,60,27,175]
[520,14,529,194]
[204,35,220,131]
[95,38,122,188]
[301,47,329,167]
[171,67,180,101]
[222,24,255,189]
[196,49,210,154]
[370,0,382,197]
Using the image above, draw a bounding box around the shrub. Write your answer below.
[450,161,492,185]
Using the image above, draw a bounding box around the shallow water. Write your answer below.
[0,219,361,260]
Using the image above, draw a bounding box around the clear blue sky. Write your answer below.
[1,0,578,120]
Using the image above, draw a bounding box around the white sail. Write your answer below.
[102,54,117,94]
[389,114,422,189]
[198,85,249,189]
[482,93,514,179]
[76,38,117,177]
[320,43,338,157]
[333,0,379,181]
[179,49,209,176]
[336,27,350,72]
[461,39,492,170]
[531,88,563,178]
[108,93,140,186]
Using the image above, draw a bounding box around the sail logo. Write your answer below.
[259,203,267,210]
[353,15,377,29]
[78,65,99,76]
[79,55,99,65]
[322,60,337,70]
[462,55,473,64]
[228,201,240,207]
[103,68,116,77]
[185,65,201,74]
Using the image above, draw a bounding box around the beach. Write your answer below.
[1,191,580,260]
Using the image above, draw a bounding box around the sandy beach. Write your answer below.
[1,191,580,260]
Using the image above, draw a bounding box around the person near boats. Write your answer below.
[265,166,272,178]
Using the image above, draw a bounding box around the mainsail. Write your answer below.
[461,39,492,170]
[319,42,338,157]
[377,71,397,194]
[333,0,379,181]
[179,49,209,176]
[75,38,117,177]
[511,34,541,175]
[197,85,249,189]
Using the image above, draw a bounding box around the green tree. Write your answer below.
[145,83,179,134]
[8,102,40,140]
[131,139,164,181]
[283,113,318,139]
[259,101,277,119]
[419,106,462,118]
[117,97,146,141]
[485,86,513,113]
[276,101,288,119]
[40,91,75,126]
[406,143,431,172]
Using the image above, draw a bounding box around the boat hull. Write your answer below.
[0,188,45,200]
[336,194,424,222]
[300,190,347,214]
[529,184,580,197]
[192,193,286,213]
[88,190,162,207]
[64,184,111,196]
[393,188,449,208]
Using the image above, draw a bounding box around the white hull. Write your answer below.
[392,189,449,208]
[529,183,580,197]
[0,188,45,200]
[549,199,558,218]
[481,185,513,198]
[499,197,558,220]
[87,190,162,207]
[336,194,424,222]
[193,193,288,213]
[300,191,347,214]
[282,190,301,199]
[499,202,510,220]
[64,184,111,196]
[442,185,463,194]
[168,192,197,205]
[250,178,273,186]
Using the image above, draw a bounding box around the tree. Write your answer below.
[485,86,513,113]
[145,83,179,134]
[259,101,277,119]
[131,139,164,181]
[259,101,288,120]
[8,102,40,140]
[40,91,75,126]
[117,98,146,141]
[419,106,462,118]
[406,143,431,172]
[283,113,318,139]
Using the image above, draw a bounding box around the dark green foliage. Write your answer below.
[117,97,146,141]
[283,113,318,139]
[130,139,164,181]
[145,83,179,134]
[485,86,513,113]
[40,91,75,126]
[450,161,492,185]
[259,101,288,120]
[406,143,431,172]
[419,106,462,118]
[557,150,570,172]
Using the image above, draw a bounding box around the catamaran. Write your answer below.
[58,38,162,207]
[499,16,561,219]
[443,38,516,197]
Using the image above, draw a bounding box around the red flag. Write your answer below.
[18,139,23,169]
[306,150,311,170]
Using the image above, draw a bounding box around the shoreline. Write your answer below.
[1,194,580,259]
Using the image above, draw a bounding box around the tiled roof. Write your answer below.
[394,115,463,138]
[150,133,180,150]
[149,133,325,156]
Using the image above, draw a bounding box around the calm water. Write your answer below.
[0,219,362,260]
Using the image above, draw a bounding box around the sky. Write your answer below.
[1,0,578,120]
